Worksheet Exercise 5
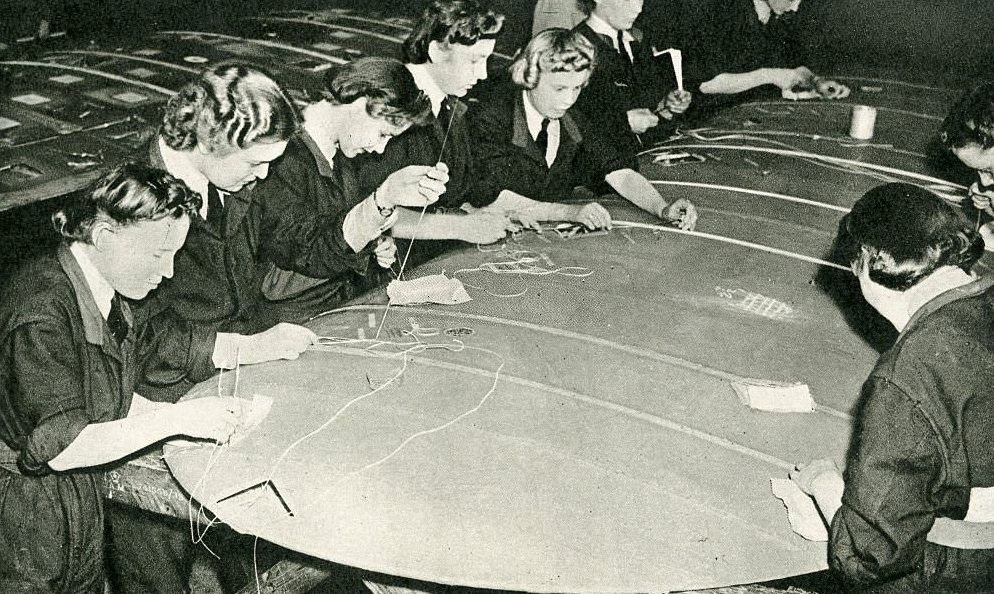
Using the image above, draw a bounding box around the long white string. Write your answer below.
[375,103,459,340]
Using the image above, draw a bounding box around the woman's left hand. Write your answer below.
[663,89,693,115]
[663,198,698,231]
[374,236,397,269]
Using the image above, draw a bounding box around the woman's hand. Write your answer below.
[790,459,843,495]
[374,236,397,269]
[663,199,698,231]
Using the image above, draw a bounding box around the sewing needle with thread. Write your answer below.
[375,100,458,340]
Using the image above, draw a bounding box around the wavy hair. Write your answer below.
[509,28,596,90]
[161,63,299,154]
[843,183,983,291]
[53,162,201,244]
[940,82,994,150]
[323,57,431,127]
[403,0,504,64]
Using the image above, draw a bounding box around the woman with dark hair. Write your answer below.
[940,82,994,250]
[253,56,448,312]
[355,0,516,247]
[0,163,240,594]
[792,183,994,592]
[469,28,697,229]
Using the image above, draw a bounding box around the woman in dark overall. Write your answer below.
[0,163,239,593]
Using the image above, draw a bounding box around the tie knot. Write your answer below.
[205,183,225,233]
[540,118,550,133]
[107,295,129,345]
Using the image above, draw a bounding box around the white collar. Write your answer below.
[69,242,116,319]
[406,63,448,117]
[522,90,556,137]
[302,102,339,168]
[158,136,211,202]
[586,13,634,44]
[753,0,801,24]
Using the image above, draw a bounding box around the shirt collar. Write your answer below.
[586,13,634,44]
[158,136,211,202]
[407,63,448,116]
[68,242,115,320]
[301,104,338,174]
[753,0,801,24]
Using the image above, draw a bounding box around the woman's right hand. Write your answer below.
[377,163,449,208]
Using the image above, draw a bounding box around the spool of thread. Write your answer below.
[848,105,877,140]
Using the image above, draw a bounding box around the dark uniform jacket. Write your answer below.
[253,130,380,313]
[830,277,994,592]
[572,20,678,165]
[354,96,490,210]
[468,86,630,205]
[0,245,213,593]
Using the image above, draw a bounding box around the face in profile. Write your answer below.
[99,215,191,300]
[340,101,411,157]
[592,0,644,32]
[197,140,289,192]
[429,39,497,97]
[952,142,994,174]
[528,69,592,120]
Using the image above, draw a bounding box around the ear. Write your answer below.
[427,39,448,64]
[89,220,116,252]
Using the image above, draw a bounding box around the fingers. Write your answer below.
[579,204,612,229]
[667,199,698,231]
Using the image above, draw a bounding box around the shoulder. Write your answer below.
[0,253,75,333]
[468,83,517,125]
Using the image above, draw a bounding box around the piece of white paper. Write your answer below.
[387,274,472,305]
[732,380,815,413]
[771,478,828,541]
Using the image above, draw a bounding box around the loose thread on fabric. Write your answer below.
[375,103,459,340]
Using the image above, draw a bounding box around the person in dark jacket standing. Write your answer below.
[572,0,692,164]
[792,183,994,593]
[0,163,240,594]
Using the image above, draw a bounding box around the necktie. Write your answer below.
[437,96,454,126]
[616,30,632,64]
[205,183,225,234]
[107,295,128,345]
[535,118,550,153]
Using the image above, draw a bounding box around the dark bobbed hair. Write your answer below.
[53,162,202,244]
[403,0,504,65]
[323,57,431,127]
[576,0,596,15]
[842,183,983,291]
[940,82,994,150]
[161,63,299,154]
[509,28,596,90]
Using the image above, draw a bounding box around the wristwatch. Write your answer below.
[373,190,395,218]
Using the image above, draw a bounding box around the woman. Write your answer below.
[469,28,697,229]
[251,56,447,313]
[354,0,514,248]
[792,183,994,592]
[0,163,240,594]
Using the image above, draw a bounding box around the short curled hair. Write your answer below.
[509,28,596,90]
[576,0,596,15]
[323,57,431,127]
[403,0,504,65]
[161,63,299,154]
[53,162,201,244]
[940,83,994,150]
[842,183,983,291]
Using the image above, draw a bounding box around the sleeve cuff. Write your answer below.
[343,195,398,253]
[20,409,89,475]
[212,332,246,370]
